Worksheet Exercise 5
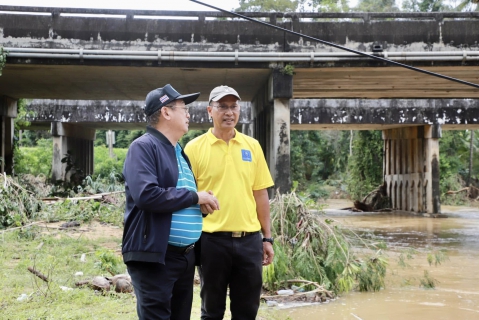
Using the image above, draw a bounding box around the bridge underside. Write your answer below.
[2,64,479,101]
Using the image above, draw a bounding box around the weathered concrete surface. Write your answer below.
[291,99,479,130]
[51,122,95,181]
[24,99,251,130]
[1,9,479,101]
[1,10,478,51]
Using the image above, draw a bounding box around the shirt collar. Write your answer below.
[206,128,243,145]
[146,126,172,146]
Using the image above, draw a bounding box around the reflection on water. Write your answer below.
[276,206,479,320]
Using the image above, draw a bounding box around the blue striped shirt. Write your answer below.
[168,144,202,247]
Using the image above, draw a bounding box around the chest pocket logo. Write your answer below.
[241,149,252,162]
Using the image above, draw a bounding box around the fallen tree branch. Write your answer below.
[261,279,334,299]
[41,191,124,203]
[0,221,46,234]
[446,187,469,195]
[362,187,380,203]
[28,266,49,282]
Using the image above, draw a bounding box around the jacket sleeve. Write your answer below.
[124,140,196,213]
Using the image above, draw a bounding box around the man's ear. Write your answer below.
[207,105,213,120]
[161,106,171,120]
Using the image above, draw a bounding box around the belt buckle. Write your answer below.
[231,232,243,238]
[184,244,194,254]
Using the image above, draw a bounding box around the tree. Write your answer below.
[347,130,383,199]
[236,0,299,12]
[353,0,400,12]
[454,0,478,11]
[402,0,450,12]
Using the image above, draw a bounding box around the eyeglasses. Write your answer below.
[166,105,189,114]
[213,104,239,112]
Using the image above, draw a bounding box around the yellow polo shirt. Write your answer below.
[184,129,274,233]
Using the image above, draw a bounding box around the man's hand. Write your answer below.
[262,242,274,266]
[197,190,219,214]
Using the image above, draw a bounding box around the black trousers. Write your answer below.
[199,232,263,320]
[127,249,195,320]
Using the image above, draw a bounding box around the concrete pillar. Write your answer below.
[251,69,292,194]
[0,96,17,174]
[51,122,95,182]
[382,125,441,215]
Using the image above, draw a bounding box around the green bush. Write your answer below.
[15,139,53,176]
[16,143,128,180]
[93,146,127,179]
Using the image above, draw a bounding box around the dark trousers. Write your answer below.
[127,249,195,320]
[199,232,263,320]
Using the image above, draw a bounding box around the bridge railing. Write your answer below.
[0,6,478,22]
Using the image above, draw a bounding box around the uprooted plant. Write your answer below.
[263,190,388,297]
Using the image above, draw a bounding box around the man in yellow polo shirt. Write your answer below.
[185,85,274,320]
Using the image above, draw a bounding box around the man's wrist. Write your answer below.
[262,237,274,245]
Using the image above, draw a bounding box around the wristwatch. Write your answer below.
[262,237,274,245]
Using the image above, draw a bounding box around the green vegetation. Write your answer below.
[14,127,479,206]
[0,46,6,76]
[347,131,383,200]
[0,176,285,319]
[264,191,388,294]
[396,247,449,290]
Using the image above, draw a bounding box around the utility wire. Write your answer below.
[190,0,479,90]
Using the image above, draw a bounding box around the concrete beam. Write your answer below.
[1,11,478,49]
[25,100,251,131]
[291,99,479,130]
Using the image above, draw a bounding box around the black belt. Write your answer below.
[167,244,195,254]
[206,231,259,238]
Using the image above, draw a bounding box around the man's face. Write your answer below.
[166,99,190,134]
[208,95,240,130]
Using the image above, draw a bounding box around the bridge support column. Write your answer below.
[383,125,441,215]
[0,96,17,174]
[51,122,95,182]
[251,69,292,193]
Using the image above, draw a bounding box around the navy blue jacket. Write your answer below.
[122,126,199,264]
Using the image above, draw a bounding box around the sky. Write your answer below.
[0,0,241,11]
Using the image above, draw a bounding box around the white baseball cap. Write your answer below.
[209,85,241,104]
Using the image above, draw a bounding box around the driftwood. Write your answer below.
[28,266,49,282]
[352,183,391,212]
[75,274,133,293]
[261,279,333,300]
[40,191,124,203]
[446,186,479,200]
[446,187,470,194]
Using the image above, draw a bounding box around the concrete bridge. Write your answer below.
[2,6,479,215]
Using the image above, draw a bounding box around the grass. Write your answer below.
[0,222,286,320]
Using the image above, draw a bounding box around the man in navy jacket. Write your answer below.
[122,84,219,320]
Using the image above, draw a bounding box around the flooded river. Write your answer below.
[280,203,479,320]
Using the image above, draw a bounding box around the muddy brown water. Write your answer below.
[277,202,479,320]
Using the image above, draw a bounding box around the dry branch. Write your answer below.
[0,221,46,234]
[446,187,469,194]
[41,191,124,203]
[28,266,49,282]
[261,279,333,299]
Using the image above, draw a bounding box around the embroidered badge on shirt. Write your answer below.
[159,94,169,103]
[241,149,252,162]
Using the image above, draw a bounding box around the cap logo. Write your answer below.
[159,94,169,103]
